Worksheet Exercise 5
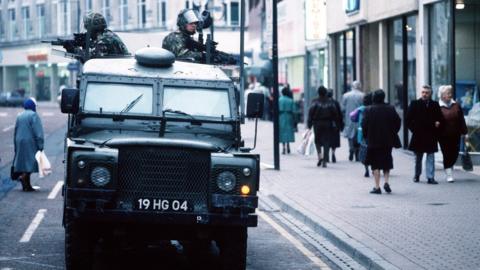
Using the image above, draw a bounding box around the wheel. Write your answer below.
[65,219,94,270]
[217,227,248,270]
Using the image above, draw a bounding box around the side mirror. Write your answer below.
[246,93,264,118]
[60,88,79,114]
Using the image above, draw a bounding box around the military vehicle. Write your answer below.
[59,47,263,270]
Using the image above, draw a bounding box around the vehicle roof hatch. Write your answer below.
[135,47,175,68]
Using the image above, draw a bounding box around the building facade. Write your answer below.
[327,0,480,152]
[0,0,247,101]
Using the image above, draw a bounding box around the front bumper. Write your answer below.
[66,188,258,227]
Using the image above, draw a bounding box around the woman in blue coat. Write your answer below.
[279,87,296,154]
[13,98,44,191]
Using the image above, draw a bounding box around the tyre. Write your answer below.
[217,227,247,270]
[65,219,94,270]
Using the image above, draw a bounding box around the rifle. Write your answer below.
[43,33,90,63]
[187,34,237,65]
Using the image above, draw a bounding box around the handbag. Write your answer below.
[461,143,473,171]
[359,142,368,165]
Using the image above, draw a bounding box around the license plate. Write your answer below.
[135,198,192,212]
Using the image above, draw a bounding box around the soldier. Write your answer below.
[162,9,204,62]
[83,12,129,58]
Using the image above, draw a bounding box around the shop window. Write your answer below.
[335,29,355,96]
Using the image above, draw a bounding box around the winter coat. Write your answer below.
[341,89,364,139]
[279,95,296,143]
[362,103,401,149]
[13,110,44,173]
[406,99,444,153]
[307,97,340,147]
[439,101,467,138]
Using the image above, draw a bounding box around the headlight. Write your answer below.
[91,166,111,187]
[216,171,236,192]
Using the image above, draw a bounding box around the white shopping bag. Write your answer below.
[305,131,317,156]
[35,151,52,178]
[297,129,312,155]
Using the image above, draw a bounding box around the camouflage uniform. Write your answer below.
[162,31,204,62]
[91,29,129,57]
[83,12,129,58]
[162,9,205,62]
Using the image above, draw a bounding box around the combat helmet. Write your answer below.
[177,9,200,32]
[83,12,107,32]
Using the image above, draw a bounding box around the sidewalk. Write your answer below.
[245,120,480,270]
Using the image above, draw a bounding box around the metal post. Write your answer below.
[402,15,409,149]
[272,0,280,170]
[239,0,245,122]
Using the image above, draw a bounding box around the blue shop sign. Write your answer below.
[346,0,360,13]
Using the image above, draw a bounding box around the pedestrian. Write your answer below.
[438,85,468,182]
[341,80,364,161]
[406,85,444,184]
[279,86,296,154]
[328,89,344,163]
[351,92,373,177]
[362,90,401,194]
[307,86,340,167]
[12,98,44,192]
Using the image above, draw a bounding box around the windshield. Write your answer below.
[84,83,153,114]
[163,86,231,118]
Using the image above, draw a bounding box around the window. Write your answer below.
[36,4,45,38]
[230,1,239,26]
[0,13,4,40]
[57,0,71,36]
[156,0,167,27]
[137,0,146,28]
[84,83,154,114]
[101,0,111,23]
[21,6,30,39]
[120,0,128,30]
[86,0,93,13]
[163,87,231,118]
[8,8,16,41]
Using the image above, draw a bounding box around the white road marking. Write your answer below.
[19,209,47,243]
[258,210,331,270]
[0,112,8,117]
[47,181,63,200]
[41,112,55,117]
[260,162,275,169]
[2,125,14,132]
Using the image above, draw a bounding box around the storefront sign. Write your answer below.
[305,0,326,40]
[345,0,360,14]
[27,50,48,62]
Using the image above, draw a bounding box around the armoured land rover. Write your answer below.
[60,48,263,270]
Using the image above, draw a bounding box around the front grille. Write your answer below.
[117,147,210,212]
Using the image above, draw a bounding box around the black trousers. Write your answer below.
[438,135,461,169]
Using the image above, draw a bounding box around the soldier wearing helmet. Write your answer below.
[162,9,204,62]
[83,12,129,58]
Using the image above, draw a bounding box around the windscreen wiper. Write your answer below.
[120,94,143,113]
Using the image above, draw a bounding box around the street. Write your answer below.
[0,103,334,270]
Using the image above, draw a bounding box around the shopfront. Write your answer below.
[428,0,480,153]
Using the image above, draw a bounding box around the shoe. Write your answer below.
[383,183,392,193]
[332,153,336,163]
[317,159,323,167]
[445,168,454,182]
[322,161,327,168]
[349,151,354,161]
[427,178,438,184]
[413,176,420,183]
[370,187,381,194]
[364,171,370,178]
[287,146,291,154]
[354,151,359,162]
[282,149,285,155]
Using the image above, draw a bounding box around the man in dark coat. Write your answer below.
[362,90,401,194]
[406,85,444,184]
